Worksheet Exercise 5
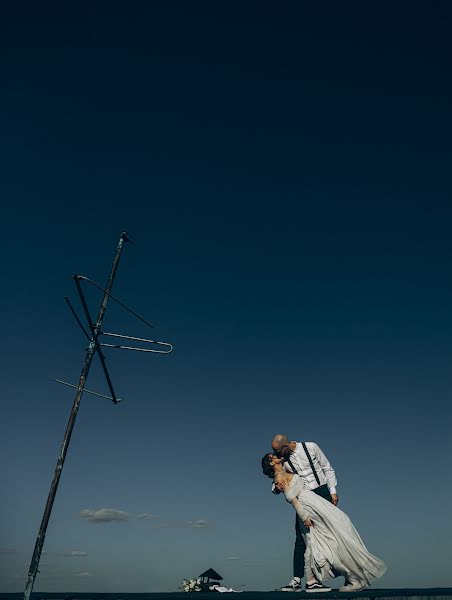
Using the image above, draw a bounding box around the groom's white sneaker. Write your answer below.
[280,577,302,591]
[306,581,332,592]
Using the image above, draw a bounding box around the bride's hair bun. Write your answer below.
[261,453,275,478]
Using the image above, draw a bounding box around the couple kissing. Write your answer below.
[262,434,386,592]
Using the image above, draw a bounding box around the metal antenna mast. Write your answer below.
[23,231,172,600]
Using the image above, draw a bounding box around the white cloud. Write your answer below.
[79,508,130,523]
[187,520,210,528]
[76,572,92,577]
[226,556,241,561]
[78,508,209,528]
[63,551,88,557]
[150,519,212,529]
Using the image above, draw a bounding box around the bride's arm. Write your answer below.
[291,497,313,528]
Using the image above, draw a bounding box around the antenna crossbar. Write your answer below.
[53,379,122,402]
[100,331,173,354]
[73,275,120,404]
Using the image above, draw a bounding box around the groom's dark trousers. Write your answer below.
[294,484,333,579]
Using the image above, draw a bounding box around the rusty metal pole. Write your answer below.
[23,232,130,600]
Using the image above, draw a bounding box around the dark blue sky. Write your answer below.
[1,2,451,592]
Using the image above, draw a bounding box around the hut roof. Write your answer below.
[199,568,223,581]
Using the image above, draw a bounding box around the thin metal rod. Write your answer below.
[73,276,119,404]
[77,275,155,329]
[102,331,173,353]
[64,297,91,342]
[100,342,172,354]
[103,331,167,343]
[53,379,122,402]
[23,231,129,600]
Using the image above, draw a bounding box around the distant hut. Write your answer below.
[198,568,223,590]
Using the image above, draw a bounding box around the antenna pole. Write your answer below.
[23,232,130,600]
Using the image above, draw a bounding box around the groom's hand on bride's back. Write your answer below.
[331,494,339,506]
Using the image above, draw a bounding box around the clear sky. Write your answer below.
[1,1,451,593]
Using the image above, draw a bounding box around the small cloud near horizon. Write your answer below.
[151,520,211,529]
[78,509,209,528]
[226,555,241,561]
[76,571,92,577]
[0,547,17,555]
[187,520,210,528]
[79,508,130,523]
[63,551,88,557]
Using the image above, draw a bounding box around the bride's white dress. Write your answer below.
[284,475,386,587]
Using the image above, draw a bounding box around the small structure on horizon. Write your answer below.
[199,568,223,590]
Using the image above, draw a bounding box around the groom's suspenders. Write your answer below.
[302,442,321,486]
[286,442,321,487]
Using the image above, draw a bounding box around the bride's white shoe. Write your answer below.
[339,580,366,592]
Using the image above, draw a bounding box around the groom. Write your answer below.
[271,434,339,592]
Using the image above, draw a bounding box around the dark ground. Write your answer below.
[1,589,452,600]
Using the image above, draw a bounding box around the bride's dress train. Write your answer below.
[285,476,386,588]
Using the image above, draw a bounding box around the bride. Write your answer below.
[262,454,387,592]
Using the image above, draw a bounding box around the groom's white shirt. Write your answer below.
[283,442,337,495]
